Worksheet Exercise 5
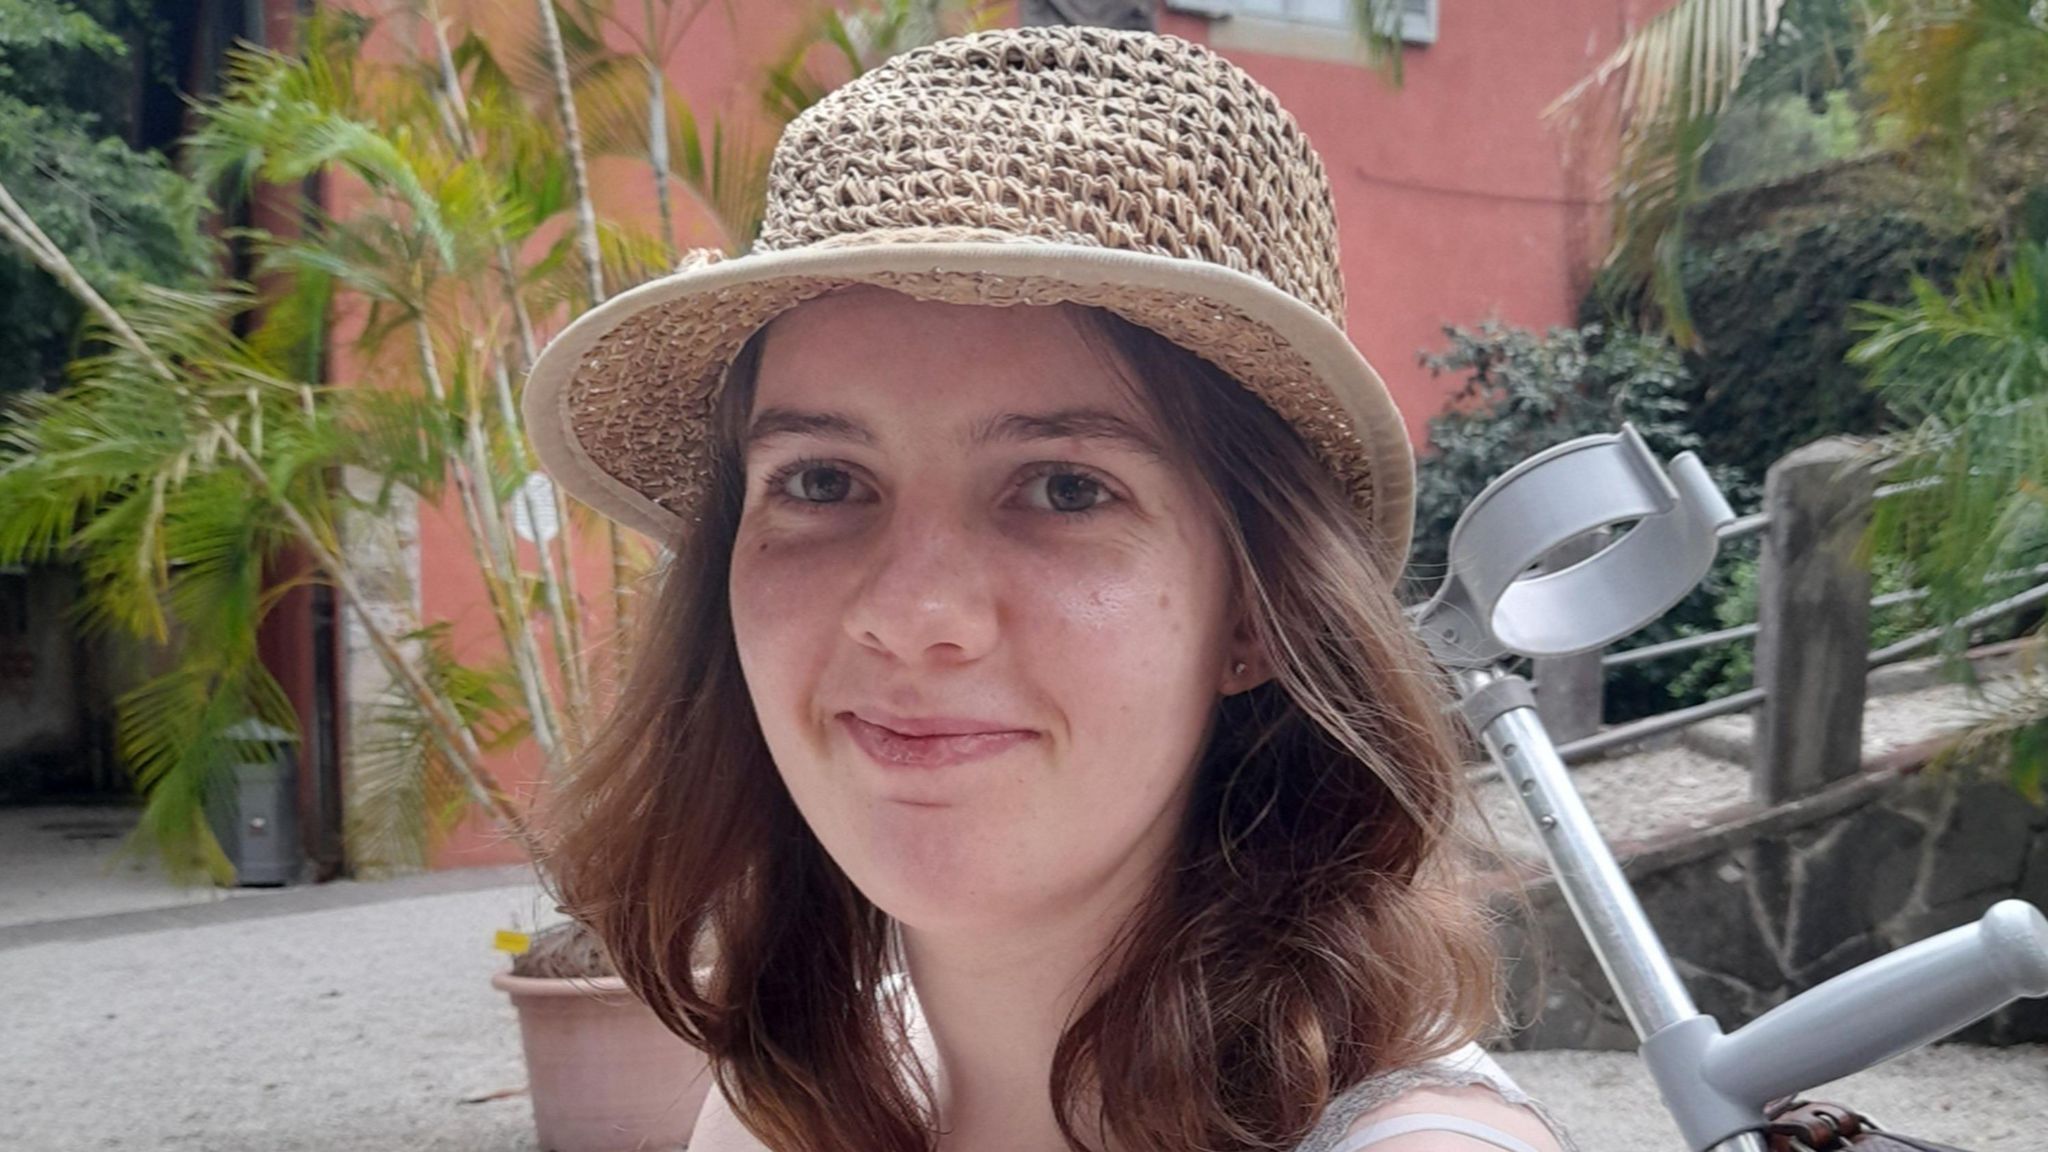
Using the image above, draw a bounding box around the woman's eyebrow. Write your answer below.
[745,406,1164,457]
[970,408,1164,458]
[745,407,874,449]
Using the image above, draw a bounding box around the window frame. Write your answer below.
[1165,0,1439,47]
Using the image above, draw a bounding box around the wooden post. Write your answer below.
[1533,529,1608,743]
[1752,438,1878,805]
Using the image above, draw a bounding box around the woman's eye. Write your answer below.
[766,462,1110,514]
[1024,470,1113,514]
[779,465,856,504]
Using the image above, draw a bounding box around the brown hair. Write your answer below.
[542,300,1507,1152]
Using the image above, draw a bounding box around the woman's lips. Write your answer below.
[838,712,1038,770]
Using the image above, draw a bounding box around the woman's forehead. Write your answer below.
[749,289,1156,437]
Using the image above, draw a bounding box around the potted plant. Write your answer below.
[491,922,712,1152]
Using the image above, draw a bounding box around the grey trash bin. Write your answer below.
[204,719,304,887]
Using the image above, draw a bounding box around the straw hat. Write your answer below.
[522,23,1417,569]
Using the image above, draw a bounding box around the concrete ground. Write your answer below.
[2,873,2043,1152]
[0,804,287,929]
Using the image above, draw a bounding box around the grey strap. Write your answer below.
[1329,1112,1545,1152]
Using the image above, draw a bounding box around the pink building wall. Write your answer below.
[322,0,1646,870]
[1157,2,1633,442]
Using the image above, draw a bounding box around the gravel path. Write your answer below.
[1466,669,2043,859]
[3,883,2043,1151]
[0,805,284,929]
[1502,1044,2048,1152]
[1697,679,2012,763]
[1,883,560,1152]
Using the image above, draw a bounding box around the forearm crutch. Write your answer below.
[1409,426,2048,1152]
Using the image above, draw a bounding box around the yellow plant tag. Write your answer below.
[494,929,532,955]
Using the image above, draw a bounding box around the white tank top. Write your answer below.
[886,972,1581,1152]
[1289,1043,1583,1152]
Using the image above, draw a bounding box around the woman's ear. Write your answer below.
[1221,615,1274,696]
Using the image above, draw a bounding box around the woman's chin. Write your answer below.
[839,819,1048,931]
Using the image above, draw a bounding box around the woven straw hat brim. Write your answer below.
[523,236,1418,568]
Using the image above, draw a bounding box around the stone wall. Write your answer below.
[1496,735,2048,1050]
[337,466,424,876]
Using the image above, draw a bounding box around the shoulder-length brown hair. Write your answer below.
[542,300,1507,1152]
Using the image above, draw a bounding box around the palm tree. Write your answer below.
[1850,239,2048,797]
[0,172,541,878]
[1547,0,1802,343]
[1554,0,2047,342]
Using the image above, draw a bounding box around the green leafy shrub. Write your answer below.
[0,0,210,399]
[1625,158,1990,494]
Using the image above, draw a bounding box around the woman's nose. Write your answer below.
[843,504,999,666]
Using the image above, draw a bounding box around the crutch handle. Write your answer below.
[1647,901,2048,1149]
[1702,900,2048,1101]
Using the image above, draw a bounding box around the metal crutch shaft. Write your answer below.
[1459,669,1770,1152]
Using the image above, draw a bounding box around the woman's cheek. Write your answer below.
[1046,562,1146,634]
[1078,520,1199,618]
[731,530,843,695]
[1019,540,1203,690]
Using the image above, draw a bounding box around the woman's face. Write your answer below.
[729,287,1248,933]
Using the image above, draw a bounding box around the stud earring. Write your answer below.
[1231,661,1248,678]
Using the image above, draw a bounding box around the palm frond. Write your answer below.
[560,51,657,162]
[452,28,573,241]
[110,652,300,887]
[0,391,128,566]
[1553,0,1789,128]
[1923,669,2048,803]
[669,90,768,251]
[758,0,1003,127]
[595,218,682,294]
[1,287,259,637]
[1344,0,1412,84]
[344,678,468,878]
[1853,240,2048,677]
[344,621,531,875]
[1549,0,1793,341]
[188,43,513,281]
[510,229,590,326]
[340,380,457,504]
[1860,0,2048,160]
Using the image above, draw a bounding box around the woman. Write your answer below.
[527,24,1580,1152]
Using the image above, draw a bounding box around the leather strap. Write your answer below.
[1766,1100,1870,1149]
[1761,1098,1972,1152]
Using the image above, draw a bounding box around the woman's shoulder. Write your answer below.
[1292,1043,1583,1152]
[688,1076,773,1152]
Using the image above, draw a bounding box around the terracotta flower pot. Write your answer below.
[492,972,712,1152]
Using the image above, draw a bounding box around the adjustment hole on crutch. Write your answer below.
[1502,743,1517,758]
